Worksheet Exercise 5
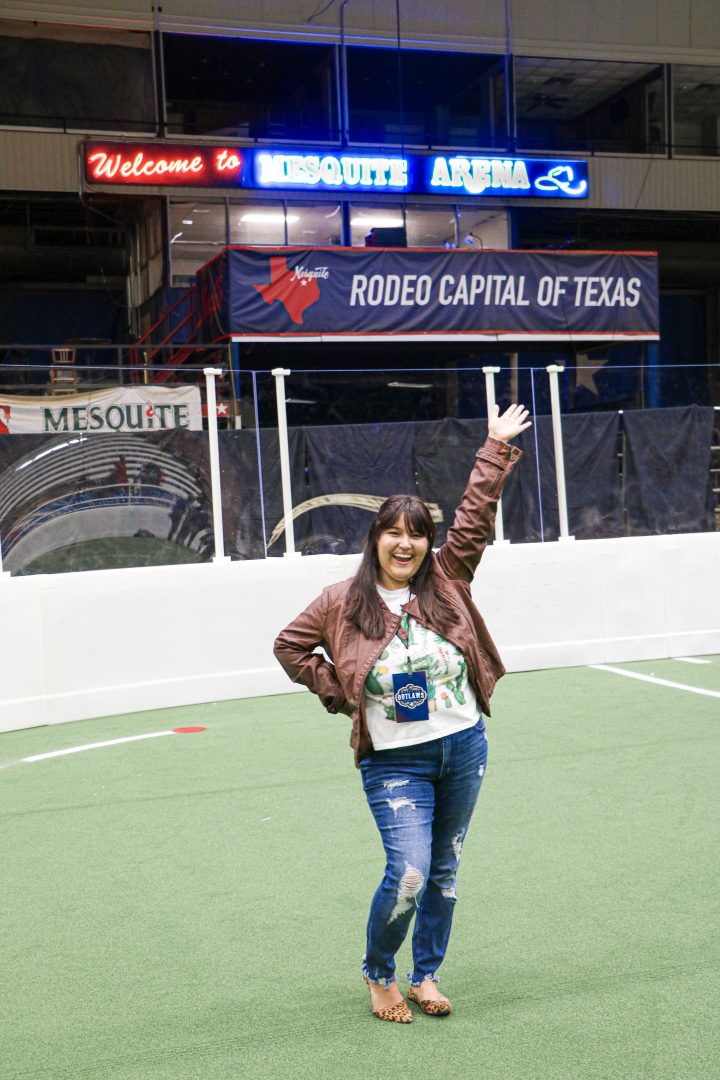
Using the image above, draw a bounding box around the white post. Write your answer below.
[204,367,231,562]
[272,367,300,557]
[546,365,575,542]
[483,366,510,546]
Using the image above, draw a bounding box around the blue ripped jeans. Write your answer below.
[360,718,488,988]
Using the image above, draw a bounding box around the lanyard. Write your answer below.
[397,611,413,676]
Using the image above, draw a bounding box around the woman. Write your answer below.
[274,404,529,1023]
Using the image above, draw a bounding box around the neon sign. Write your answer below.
[430,157,529,194]
[427,155,588,198]
[256,152,408,189]
[85,143,244,187]
[534,165,588,196]
[84,141,588,200]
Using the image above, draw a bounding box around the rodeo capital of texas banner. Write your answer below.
[198,247,659,340]
[0,385,203,434]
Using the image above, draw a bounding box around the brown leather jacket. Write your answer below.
[274,436,522,766]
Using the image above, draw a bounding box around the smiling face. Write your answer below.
[375,513,430,591]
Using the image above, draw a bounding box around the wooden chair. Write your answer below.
[49,348,79,395]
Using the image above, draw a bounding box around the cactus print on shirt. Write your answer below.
[365,612,481,750]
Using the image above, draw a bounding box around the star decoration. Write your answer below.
[576,353,609,396]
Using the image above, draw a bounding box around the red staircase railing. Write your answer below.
[130,285,202,383]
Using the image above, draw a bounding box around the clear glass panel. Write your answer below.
[229,202,286,245]
[2,353,717,572]
[285,203,343,246]
[456,207,510,249]
[217,369,267,561]
[249,365,545,555]
[349,204,495,249]
[163,35,338,140]
[242,371,308,557]
[348,203,406,246]
[0,360,220,575]
[169,200,226,283]
[404,207,457,248]
[515,56,665,154]
[246,360,719,555]
[347,47,506,148]
[673,65,720,156]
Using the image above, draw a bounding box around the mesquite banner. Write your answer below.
[0,386,202,435]
[198,248,659,340]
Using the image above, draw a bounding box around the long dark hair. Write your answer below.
[345,495,459,639]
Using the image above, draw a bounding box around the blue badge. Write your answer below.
[392,671,429,723]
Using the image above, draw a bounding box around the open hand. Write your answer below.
[488,403,532,443]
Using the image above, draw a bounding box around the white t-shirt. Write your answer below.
[365,584,480,750]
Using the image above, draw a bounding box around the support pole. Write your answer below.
[204,367,231,562]
[546,365,575,542]
[483,366,510,545]
[272,367,300,557]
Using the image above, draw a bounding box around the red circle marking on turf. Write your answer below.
[173,726,206,733]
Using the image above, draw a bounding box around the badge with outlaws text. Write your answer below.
[392,671,430,722]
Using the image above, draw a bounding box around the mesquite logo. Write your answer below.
[253,257,326,324]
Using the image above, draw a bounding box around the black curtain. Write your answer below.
[623,406,715,535]
[218,427,306,559]
[303,421,417,554]
[413,418,488,544]
[479,412,623,542]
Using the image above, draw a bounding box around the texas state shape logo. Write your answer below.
[253,256,321,324]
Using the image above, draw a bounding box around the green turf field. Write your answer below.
[1,657,719,1079]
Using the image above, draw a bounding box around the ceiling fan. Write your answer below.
[524,92,570,112]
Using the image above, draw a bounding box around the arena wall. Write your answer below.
[2,530,719,735]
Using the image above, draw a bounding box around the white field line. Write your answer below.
[23,730,175,763]
[674,657,711,664]
[591,665,720,699]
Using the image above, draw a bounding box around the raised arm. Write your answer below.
[436,404,530,582]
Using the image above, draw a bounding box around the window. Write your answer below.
[163,35,338,140]
[0,27,154,132]
[286,204,343,246]
[456,209,509,250]
[349,204,406,246]
[673,65,720,156]
[515,57,665,154]
[347,47,506,148]
[348,204,458,247]
[405,207,457,247]
[229,201,343,246]
[169,201,226,282]
[230,203,287,246]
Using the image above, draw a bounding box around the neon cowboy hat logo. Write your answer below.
[534,165,587,196]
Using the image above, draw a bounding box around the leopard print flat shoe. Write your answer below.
[407,985,452,1016]
[364,977,413,1023]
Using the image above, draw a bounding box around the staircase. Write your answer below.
[131,284,222,384]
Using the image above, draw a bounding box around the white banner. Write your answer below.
[0,386,203,434]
